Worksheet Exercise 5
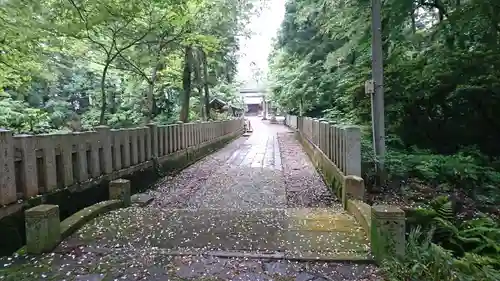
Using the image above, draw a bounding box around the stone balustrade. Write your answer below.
[0,119,244,207]
[285,114,405,263]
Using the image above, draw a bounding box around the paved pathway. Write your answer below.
[0,118,380,281]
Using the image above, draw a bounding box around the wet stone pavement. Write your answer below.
[0,117,382,281]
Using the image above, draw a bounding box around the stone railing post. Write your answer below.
[371,205,406,263]
[328,122,335,162]
[344,126,361,177]
[121,130,131,168]
[16,134,39,198]
[138,128,146,163]
[176,121,184,150]
[320,120,329,155]
[318,120,324,150]
[86,131,101,178]
[342,175,365,208]
[111,130,122,171]
[0,129,16,205]
[339,126,346,174]
[38,134,57,192]
[172,124,179,152]
[190,122,194,145]
[25,204,60,254]
[130,129,139,164]
[95,125,113,174]
[109,178,131,206]
[157,127,165,156]
[185,123,191,147]
[147,123,158,158]
[74,132,90,182]
[197,121,202,144]
[59,133,75,186]
[332,126,339,168]
[167,125,174,153]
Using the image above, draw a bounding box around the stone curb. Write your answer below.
[60,199,123,238]
[347,199,372,241]
[16,200,123,255]
[152,249,374,263]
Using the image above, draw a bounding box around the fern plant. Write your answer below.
[382,227,457,281]
[382,227,500,281]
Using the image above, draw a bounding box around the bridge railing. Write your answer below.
[0,119,244,206]
[285,114,407,262]
[285,115,361,178]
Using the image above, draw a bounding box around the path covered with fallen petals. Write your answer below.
[0,117,382,281]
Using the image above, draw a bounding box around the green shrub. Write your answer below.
[361,133,500,207]
[382,227,500,281]
[406,196,500,258]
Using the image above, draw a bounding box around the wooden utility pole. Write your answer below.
[371,0,386,178]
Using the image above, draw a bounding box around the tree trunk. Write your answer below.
[146,62,161,122]
[299,96,304,116]
[192,49,204,120]
[99,61,110,125]
[411,6,416,34]
[201,49,211,120]
[179,46,193,123]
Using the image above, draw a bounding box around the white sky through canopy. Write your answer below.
[236,0,286,84]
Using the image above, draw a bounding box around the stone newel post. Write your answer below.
[109,179,131,206]
[371,205,406,263]
[25,205,61,254]
[342,175,365,209]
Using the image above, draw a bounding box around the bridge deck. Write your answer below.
[3,118,377,281]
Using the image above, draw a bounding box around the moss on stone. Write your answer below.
[347,200,372,240]
[297,131,345,198]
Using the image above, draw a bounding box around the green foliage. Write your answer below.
[401,196,500,280]
[0,0,263,131]
[270,0,500,278]
[0,96,51,133]
[385,149,500,191]
[382,227,500,281]
[269,0,500,156]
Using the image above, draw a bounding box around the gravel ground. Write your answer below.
[277,132,339,209]
[1,250,381,281]
[147,136,249,209]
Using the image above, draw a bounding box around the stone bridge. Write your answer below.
[0,117,405,281]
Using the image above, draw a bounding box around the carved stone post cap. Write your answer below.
[95,125,110,130]
[343,125,361,131]
[371,205,405,218]
[344,175,363,182]
[25,204,59,217]
[109,178,131,206]
[110,178,130,185]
